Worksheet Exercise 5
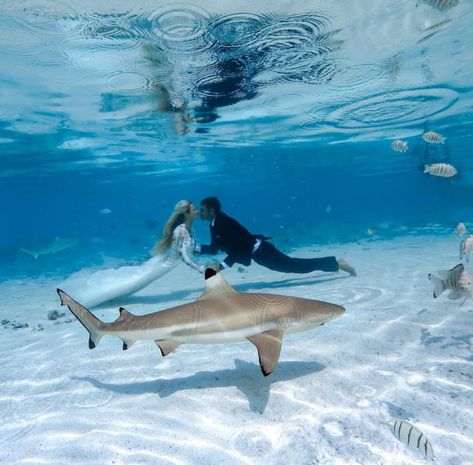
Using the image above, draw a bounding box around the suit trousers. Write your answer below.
[252,241,338,273]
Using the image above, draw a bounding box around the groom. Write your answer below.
[195,196,356,275]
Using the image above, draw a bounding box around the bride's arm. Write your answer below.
[173,227,204,273]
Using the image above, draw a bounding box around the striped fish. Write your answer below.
[380,416,435,460]
[417,19,453,43]
[460,235,473,262]
[428,263,473,300]
[422,0,459,11]
[422,131,445,144]
[424,163,457,177]
[391,139,408,153]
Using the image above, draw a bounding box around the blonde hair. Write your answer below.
[152,200,192,255]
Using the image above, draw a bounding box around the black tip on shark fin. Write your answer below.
[88,337,96,349]
[205,268,217,280]
[262,366,272,377]
[56,288,65,305]
[123,342,128,350]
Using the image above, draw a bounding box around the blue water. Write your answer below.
[2,1,473,281]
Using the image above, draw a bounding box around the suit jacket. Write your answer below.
[199,212,258,267]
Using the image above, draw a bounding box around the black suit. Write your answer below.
[199,212,256,267]
[199,211,339,273]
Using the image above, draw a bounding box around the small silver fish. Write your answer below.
[422,131,445,144]
[424,163,457,177]
[379,415,435,460]
[456,222,467,237]
[391,139,408,153]
[422,0,459,11]
[428,263,473,301]
[460,235,473,262]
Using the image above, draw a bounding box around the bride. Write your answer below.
[62,200,203,308]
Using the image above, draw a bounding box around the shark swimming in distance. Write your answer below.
[21,237,79,260]
[57,268,345,376]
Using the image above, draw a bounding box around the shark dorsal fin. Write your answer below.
[199,269,238,300]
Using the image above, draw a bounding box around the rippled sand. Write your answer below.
[0,234,472,465]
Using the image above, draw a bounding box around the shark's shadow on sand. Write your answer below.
[113,274,347,307]
[72,359,325,413]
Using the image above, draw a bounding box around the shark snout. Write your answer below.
[332,304,345,316]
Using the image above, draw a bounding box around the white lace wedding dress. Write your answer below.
[61,224,203,307]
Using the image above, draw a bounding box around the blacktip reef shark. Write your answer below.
[57,268,345,376]
[21,236,79,260]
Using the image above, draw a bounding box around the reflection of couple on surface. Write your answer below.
[64,197,355,308]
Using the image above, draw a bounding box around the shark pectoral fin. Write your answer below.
[247,330,284,377]
[155,340,181,356]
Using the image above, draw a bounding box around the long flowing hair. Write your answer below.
[152,200,191,255]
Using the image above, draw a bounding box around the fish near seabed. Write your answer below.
[57,268,345,376]
[422,130,445,144]
[460,235,473,262]
[423,163,457,178]
[379,415,435,460]
[428,263,473,301]
[391,139,408,153]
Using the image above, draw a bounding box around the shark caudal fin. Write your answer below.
[20,248,40,260]
[427,273,445,298]
[57,289,105,348]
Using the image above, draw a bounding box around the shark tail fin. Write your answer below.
[57,289,104,348]
[20,248,39,260]
[428,273,445,298]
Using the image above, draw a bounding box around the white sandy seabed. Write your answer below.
[0,234,472,465]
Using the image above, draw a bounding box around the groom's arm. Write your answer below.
[195,227,220,255]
